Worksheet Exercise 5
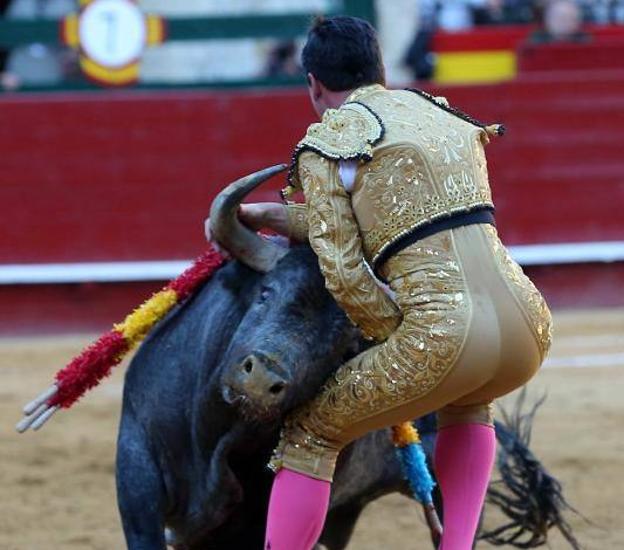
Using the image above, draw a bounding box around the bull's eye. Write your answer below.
[259,286,271,303]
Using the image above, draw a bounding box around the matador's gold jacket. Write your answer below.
[283,84,498,343]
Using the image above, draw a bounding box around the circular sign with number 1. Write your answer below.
[61,0,165,86]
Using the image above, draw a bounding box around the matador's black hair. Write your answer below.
[302,15,385,92]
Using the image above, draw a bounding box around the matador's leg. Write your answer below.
[269,214,552,484]
[270,230,483,481]
[266,227,549,550]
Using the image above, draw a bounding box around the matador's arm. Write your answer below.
[284,202,309,243]
[295,150,402,342]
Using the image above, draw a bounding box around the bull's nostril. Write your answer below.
[269,382,285,395]
[243,358,253,373]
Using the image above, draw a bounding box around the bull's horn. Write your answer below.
[210,164,289,273]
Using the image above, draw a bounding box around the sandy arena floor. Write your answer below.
[1,308,623,550]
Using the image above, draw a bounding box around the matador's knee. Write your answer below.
[268,417,343,482]
[437,402,494,430]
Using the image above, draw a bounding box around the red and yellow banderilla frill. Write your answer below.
[16,245,225,430]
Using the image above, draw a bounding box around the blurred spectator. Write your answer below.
[7,0,73,17]
[418,0,536,31]
[578,0,624,24]
[403,0,536,81]
[529,0,591,44]
[5,44,80,87]
[0,0,16,90]
[472,0,536,25]
[403,27,435,80]
[264,40,300,78]
[402,1,437,81]
[434,0,484,31]
[2,0,76,89]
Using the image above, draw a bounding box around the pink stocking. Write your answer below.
[264,468,331,550]
[434,423,496,550]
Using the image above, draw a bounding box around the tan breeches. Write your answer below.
[269,224,552,481]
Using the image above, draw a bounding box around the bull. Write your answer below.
[116,167,579,550]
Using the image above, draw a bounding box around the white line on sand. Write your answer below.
[2,240,624,285]
[554,334,624,349]
[544,352,624,369]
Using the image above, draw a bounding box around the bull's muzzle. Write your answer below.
[224,352,290,412]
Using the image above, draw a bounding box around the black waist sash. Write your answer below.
[374,206,496,277]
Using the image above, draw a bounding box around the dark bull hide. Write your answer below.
[116,167,578,550]
[117,247,579,550]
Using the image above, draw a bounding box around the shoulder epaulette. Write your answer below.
[281,102,384,200]
[405,87,506,138]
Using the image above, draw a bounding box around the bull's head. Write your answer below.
[211,166,363,422]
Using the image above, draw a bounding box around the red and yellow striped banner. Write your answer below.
[60,0,165,87]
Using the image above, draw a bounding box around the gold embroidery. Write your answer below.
[350,142,492,266]
[343,87,495,270]
[284,203,309,242]
[299,152,401,342]
[287,102,384,190]
[303,103,383,159]
[269,87,519,482]
[270,231,471,480]
[437,402,494,429]
[484,225,553,359]
[344,83,385,103]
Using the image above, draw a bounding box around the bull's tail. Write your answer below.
[480,388,583,549]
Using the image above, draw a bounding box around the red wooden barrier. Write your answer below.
[1,68,623,332]
[519,40,624,72]
[1,72,623,264]
[0,89,311,263]
[431,23,624,52]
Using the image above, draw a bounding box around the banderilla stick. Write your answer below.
[16,384,60,433]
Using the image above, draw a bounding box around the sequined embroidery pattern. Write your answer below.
[483,225,553,359]
[300,154,402,343]
[285,102,385,191]
[405,87,506,137]
[352,144,494,268]
[270,231,472,480]
[285,203,309,242]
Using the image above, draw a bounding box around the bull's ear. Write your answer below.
[210,164,288,273]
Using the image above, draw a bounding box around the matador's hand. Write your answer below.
[205,203,289,254]
[204,204,267,257]
[204,216,231,259]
